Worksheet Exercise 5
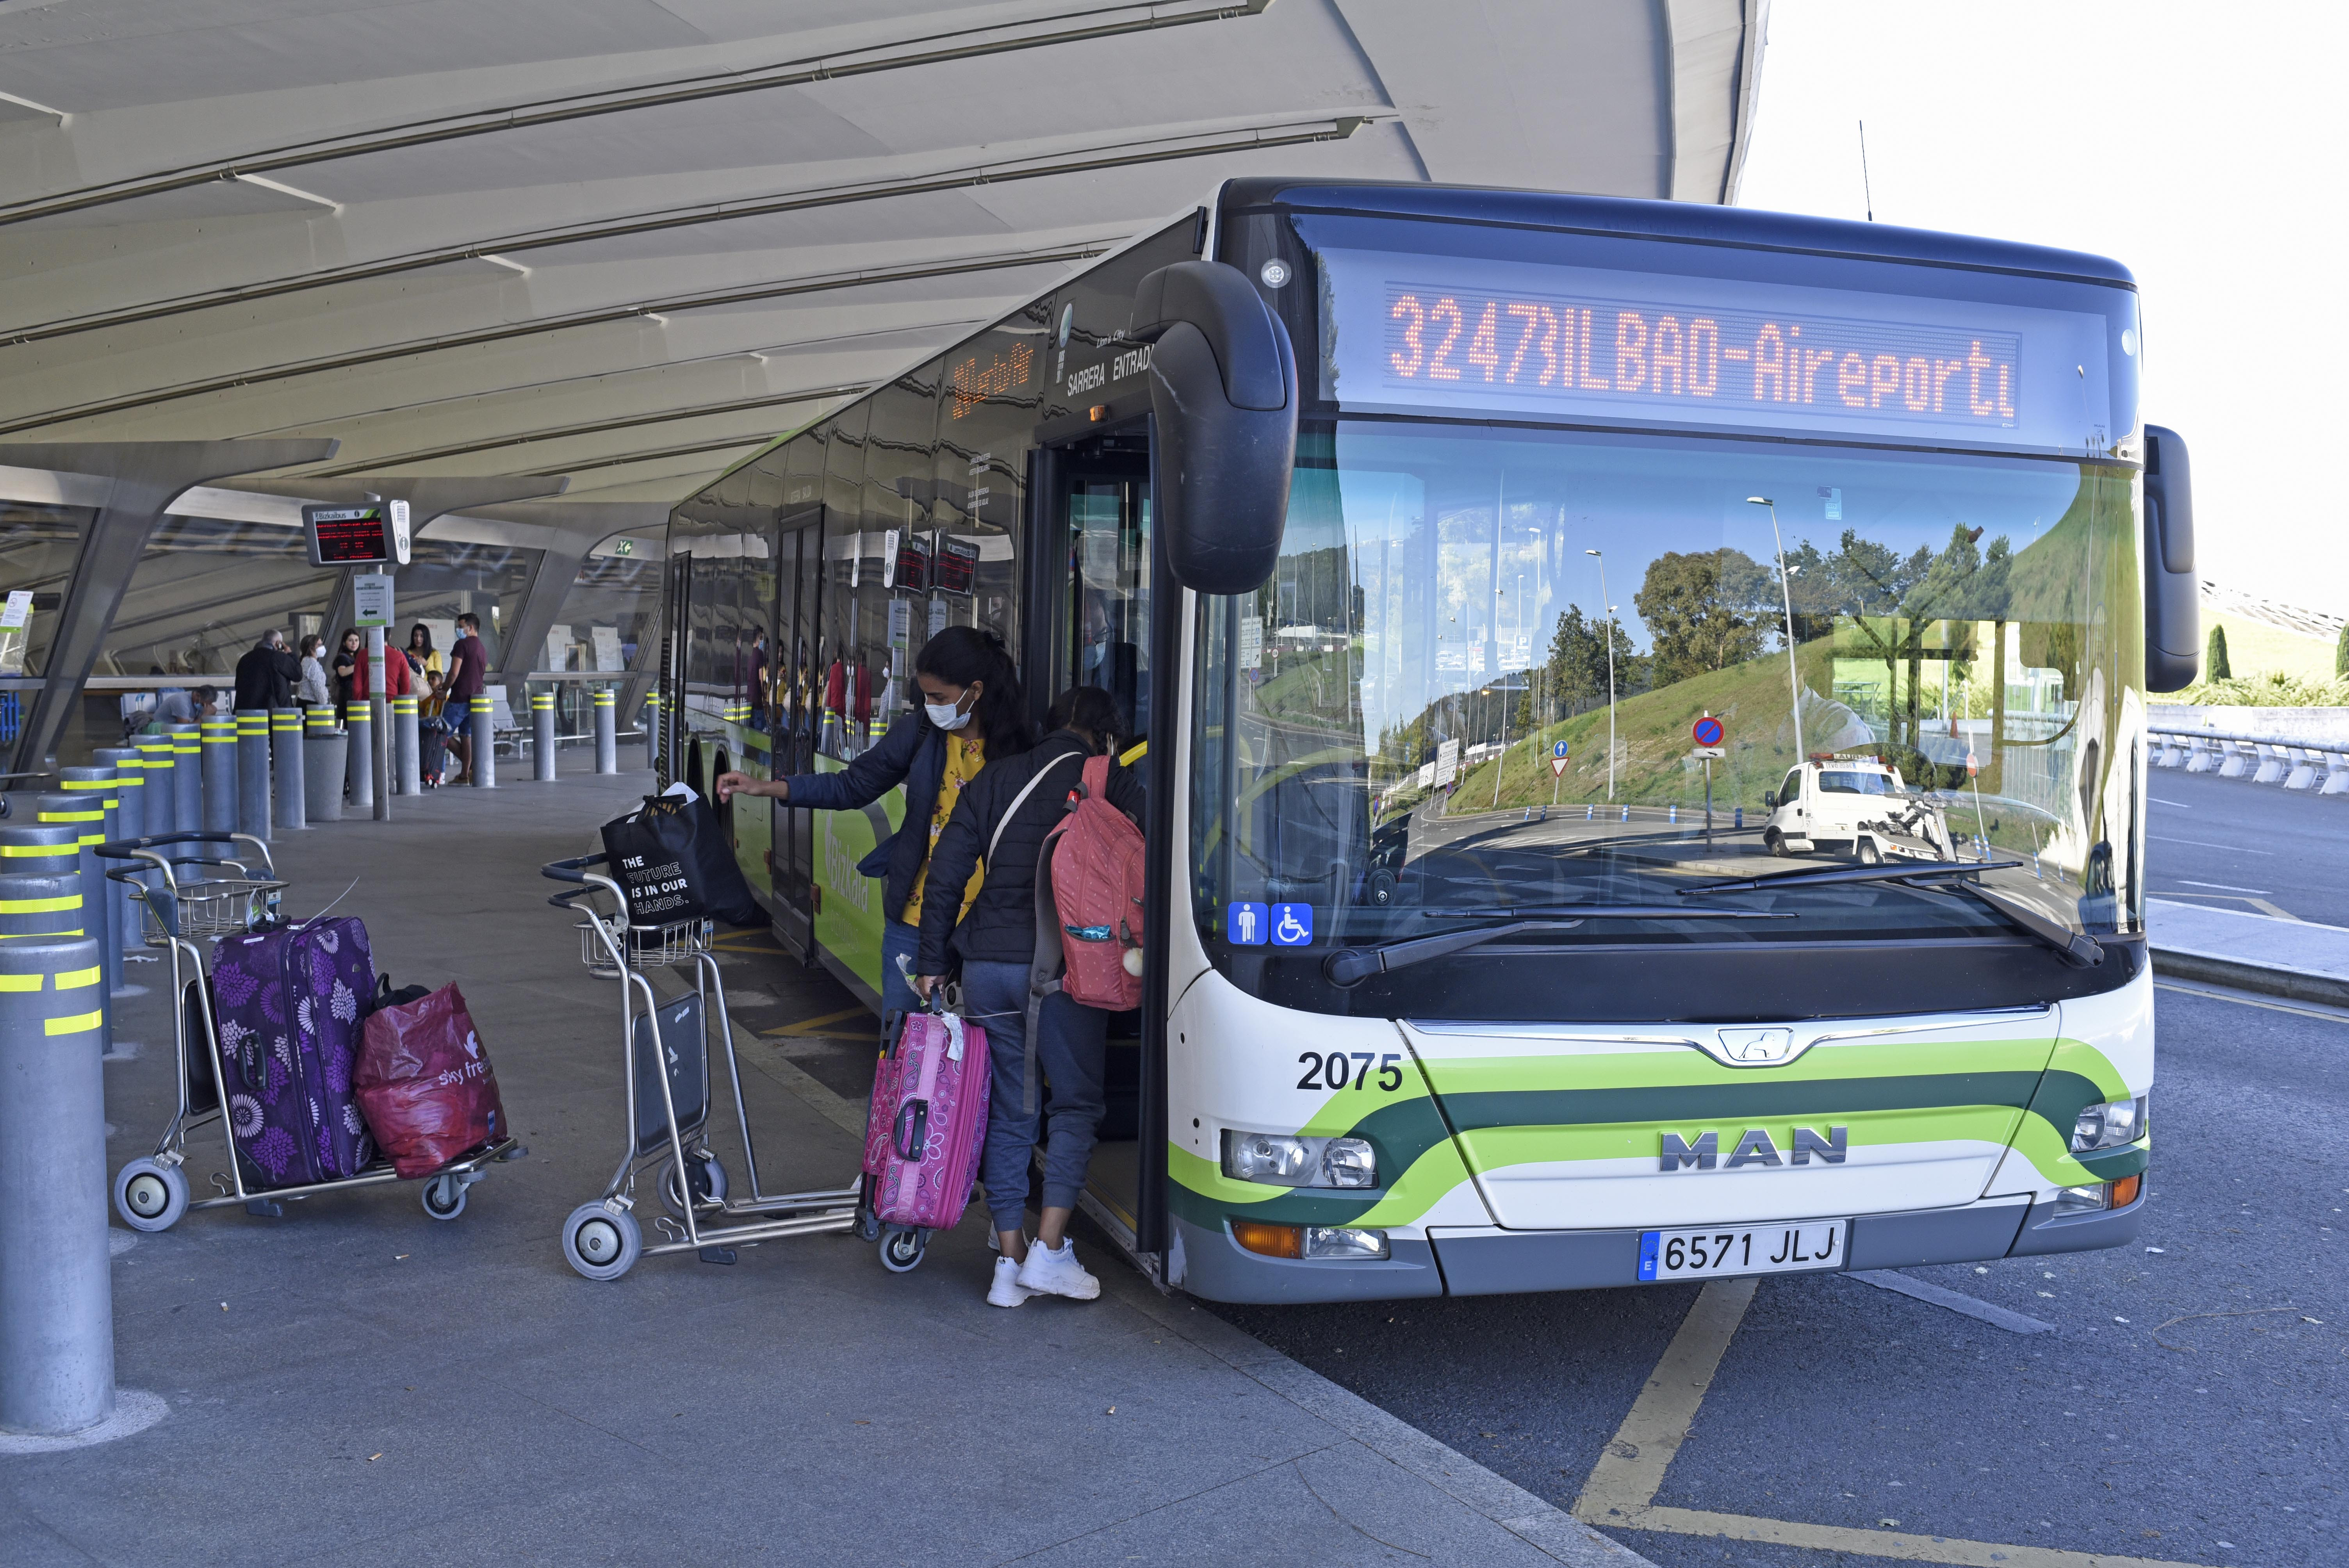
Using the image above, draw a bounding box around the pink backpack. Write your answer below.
[1037,754,1146,1010]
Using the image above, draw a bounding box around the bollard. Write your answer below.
[470,695,496,788]
[0,828,85,940]
[392,697,420,796]
[303,713,348,823]
[1620,804,1629,823]
[53,768,121,998]
[1585,804,1593,821]
[533,691,557,782]
[166,723,202,864]
[92,747,149,944]
[346,702,374,813]
[1669,804,1677,824]
[135,733,176,845]
[29,800,110,1060]
[235,711,271,840]
[200,715,237,834]
[594,686,618,774]
[0,929,114,1437]
[645,692,661,773]
[271,711,307,831]
[1735,806,1744,829]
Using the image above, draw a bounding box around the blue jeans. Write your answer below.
[961,962,1107,1231]
[879,919,921,1021]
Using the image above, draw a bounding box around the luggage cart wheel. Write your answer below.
[657,1152,729,1219]
[113,1158,188,1233]
[879,1227,925,1273]
[421,1174,468,1221]
[562,1203,642,1281]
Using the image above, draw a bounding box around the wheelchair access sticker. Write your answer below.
[1270,903,1314,946]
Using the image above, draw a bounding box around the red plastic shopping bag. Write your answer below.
[355,983,508,1178]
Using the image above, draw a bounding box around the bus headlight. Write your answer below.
[1222,1130,1379,1189]
[2071,1096,2147,1151]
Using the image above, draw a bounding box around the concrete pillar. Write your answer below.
[166,722,201,860]
[470,696,496,788]
[271,711,307,832]
[302,711,346,823]
[0,930,113,1437]
[52,768,121,998]
[594,686,618,774]
[345,702,374,814]
[532,690,557,782]
[200,715,237,835]
[28,800,109,1061]
[235,711,271,839]
[391,697,420,796]
[91,749,146,951]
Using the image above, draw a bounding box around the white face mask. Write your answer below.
[925,692,973,731]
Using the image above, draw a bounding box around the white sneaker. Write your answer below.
[1015,1239,1100,1301]
[987,1255,1033,1308]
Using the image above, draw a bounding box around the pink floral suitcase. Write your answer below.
[862,1010,989,1236]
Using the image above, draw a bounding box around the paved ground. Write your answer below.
[2145,766,2349,926]
[1215,978,2349,1568]
[4,763,1645,1568]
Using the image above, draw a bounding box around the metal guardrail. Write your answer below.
[2148,728,2349,795]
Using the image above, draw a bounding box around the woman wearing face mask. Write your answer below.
[714,625,1032,1017]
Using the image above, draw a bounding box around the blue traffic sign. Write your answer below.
[1551,739,1570,759]
[1226,902,1269,946]
[1691,716,1725,748]
[1270,903,1315,946]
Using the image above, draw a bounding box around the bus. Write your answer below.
[655,179,2193,1302]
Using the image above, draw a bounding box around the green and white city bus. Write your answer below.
[656,179,2194,1301]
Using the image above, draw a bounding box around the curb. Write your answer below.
[2150,946,2349,1009]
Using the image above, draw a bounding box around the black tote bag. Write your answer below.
[599,791,763,927]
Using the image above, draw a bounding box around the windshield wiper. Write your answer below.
[1677,859,2103,969]
[1676,859,2024,896]
[1322,906,1793,985]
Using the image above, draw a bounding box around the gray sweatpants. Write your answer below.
[962,961,1109,1231]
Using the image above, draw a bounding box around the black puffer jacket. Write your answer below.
[916,729,1145,974]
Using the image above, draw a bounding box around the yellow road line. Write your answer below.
[2156,980,2349,1025]
[1615,1506,2207,1568]
[1574,1276,1756,1519]
[761,1005,874,1040]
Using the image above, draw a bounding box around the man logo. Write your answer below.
[1659,1126,1847,1171]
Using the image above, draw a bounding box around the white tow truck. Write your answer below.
[1761,757,1955,865]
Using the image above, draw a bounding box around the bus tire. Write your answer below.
[1764,829,1786,857]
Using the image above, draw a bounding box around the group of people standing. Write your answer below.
[715,625,1140,1310]
[230,615,492,787]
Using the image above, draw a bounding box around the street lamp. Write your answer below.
[1745,498,1805,763]
[1584,548,1615,800]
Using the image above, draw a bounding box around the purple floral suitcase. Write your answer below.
[210,918,377,1188]
[863,1011,990,1229]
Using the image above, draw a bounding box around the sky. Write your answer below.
[1734,0,2348,617]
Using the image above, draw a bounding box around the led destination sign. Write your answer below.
[1318,248,2113,452]
[302,504,392,567]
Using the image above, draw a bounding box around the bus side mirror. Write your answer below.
[2141,424,2198,692]
[1132,260,1297,595]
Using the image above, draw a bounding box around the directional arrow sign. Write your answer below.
[1552,740,1570,759]
[1691,716,1725,748]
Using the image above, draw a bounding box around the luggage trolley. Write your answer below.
[542,853,859,1280]
[101,830,522,1232]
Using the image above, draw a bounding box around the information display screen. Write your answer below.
[934,536,979,595]
[1317,248,2115,453]
[303,505,392,566]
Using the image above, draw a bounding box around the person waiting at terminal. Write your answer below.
[712,625,1031,1018]
[911,684,1143,1308]
[330,629,362,725]
[233,629,303,712]
[404,622,442,682]
[295,634,331,712]
[348,634,412,704]
[443,612,490,779]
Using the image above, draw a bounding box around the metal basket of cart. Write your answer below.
[542,852,859,1280]
[100,831,522,1233]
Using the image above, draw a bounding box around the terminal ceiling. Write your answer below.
[0,0,1764,536]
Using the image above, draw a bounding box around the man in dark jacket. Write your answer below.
[911,688,1142,1308]
[232,630,301,712]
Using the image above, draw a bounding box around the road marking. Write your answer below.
[1577,1280,2210,1568]
[2157,889,2300,920]
[2147,833,2270,854]
[2157,980,2349,1025]
[1846,1269,2053,1334]
[2175,878,2272,894]
[761,1005,875,1042]
[2148,796,2191,807]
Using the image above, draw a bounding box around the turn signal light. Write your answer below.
[1232,1221,1303,1259]
[2110,1173,2141,1207]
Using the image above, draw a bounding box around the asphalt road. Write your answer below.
[2145,768,2349,927]
[1214,980,2349,1568]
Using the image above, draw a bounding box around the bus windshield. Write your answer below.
[1189,421,2146,984]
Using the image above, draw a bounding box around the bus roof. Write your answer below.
[1219,178,2135,291]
